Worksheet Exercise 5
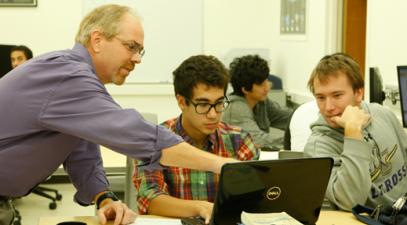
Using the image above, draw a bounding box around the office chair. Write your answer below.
[284,100,319,151]
[32,185,62,209]
[124,112,158,210]
[11,185,62,225]
[0,44,15,78]
[268,74,283,90]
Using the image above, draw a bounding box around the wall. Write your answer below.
[364,0,407,120]
[203,0,274,60]
[4,1,407,105]
[83,0,204,83]
[204,0,340,103]
[1,0,341,114]
[274,0,337,103]
[365,0,407,87]
[0,0,81,55]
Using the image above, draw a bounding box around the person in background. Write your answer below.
[10,45,33,69]
[304,53,407,211]
[222,54,293,150]
[133,55,260,224]
[0,4,235,225]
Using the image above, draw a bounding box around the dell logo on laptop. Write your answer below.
[266,186,281,200]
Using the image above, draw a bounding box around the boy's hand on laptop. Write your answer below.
[215,157,239,173]
[195,201,213,224]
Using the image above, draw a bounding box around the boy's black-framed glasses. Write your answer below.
[185,96,230,114]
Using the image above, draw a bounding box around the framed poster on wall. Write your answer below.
[0,0,37,7]
[280,0,306,35]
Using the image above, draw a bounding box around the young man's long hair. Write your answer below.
[229,55,269,96]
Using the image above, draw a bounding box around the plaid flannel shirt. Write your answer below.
[133,115,260,214]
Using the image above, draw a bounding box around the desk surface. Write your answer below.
[38,210,363,225]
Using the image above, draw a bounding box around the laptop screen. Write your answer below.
[211,157,333,225]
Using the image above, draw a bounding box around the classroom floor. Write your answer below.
[13,183,95,225]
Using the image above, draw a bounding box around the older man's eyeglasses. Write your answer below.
[114,36,145,57]
[185,96,230,114]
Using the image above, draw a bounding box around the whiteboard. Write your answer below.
[83,0,203,83]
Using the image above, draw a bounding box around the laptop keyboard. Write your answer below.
[181,216,206,225]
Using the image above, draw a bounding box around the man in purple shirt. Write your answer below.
[0,4,235,225]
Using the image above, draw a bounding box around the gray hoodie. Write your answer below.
[304,101,407,211]
[222,94,293,148]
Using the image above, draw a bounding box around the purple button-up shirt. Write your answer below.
[0,43,182,204]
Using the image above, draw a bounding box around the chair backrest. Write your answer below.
[0,44,15,78]
[124,112,158,210]
[268,74,283,90]
[284,100,319,151]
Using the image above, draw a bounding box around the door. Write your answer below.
[342,0,367,78]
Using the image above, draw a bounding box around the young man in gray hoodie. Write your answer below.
[304,53,407,211]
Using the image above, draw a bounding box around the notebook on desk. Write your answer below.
[181,157,333,225]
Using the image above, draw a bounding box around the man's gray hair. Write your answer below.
[75,4,140,46]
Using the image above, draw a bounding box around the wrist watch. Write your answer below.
[96,191,119,209]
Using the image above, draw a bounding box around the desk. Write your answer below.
[38,211,363,225]
[317,210,363,224]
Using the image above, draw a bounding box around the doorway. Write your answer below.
[342,0,367,78]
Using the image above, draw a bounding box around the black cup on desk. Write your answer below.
[57,222,87,225]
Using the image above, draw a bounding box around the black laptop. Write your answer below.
[181,157,333,225]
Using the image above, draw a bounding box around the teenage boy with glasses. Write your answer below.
[133,55,260,224]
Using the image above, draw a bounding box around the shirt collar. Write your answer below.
[72,43,104,85]
[174,114,217,149]
[72,43,96,73]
